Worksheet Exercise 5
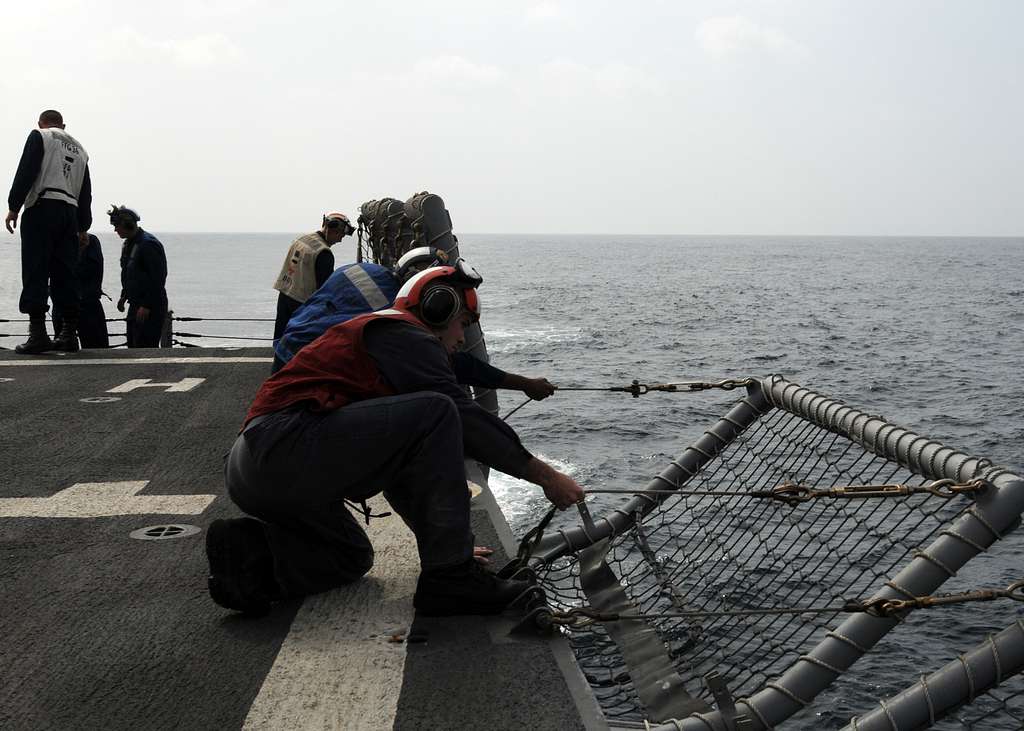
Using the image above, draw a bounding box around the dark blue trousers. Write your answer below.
[225,393,474,598]
[19,200,79,318]
[126,303,166,347]
[53,298,109,348]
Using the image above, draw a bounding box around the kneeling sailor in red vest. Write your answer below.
[208,262,584,616]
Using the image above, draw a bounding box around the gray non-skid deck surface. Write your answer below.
[0,347,597,730]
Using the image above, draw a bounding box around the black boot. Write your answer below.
[14,316,53,354]
[52,317,80,352]
[206,518,279,617]
[414,559,531,616]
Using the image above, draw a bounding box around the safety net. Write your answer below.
[523,376,1024,730]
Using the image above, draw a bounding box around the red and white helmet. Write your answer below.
[394,260,482,327]
[322,212,355,237]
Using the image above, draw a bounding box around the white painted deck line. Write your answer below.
[0,357,272,366]
[0,481,217,518]
[243,496,420,731]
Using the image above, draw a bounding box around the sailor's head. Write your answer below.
[394,246,451,284]
[394,261,483,355]
[321,212,354,245]
[108,204,141,239]
[37,109,64,130]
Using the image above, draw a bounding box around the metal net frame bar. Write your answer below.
[529,375,1024,730]
[845,619,1024,730]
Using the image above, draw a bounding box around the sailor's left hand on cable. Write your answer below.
[523,378,556,400]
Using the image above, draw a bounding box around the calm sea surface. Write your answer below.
[2,233,1023,725]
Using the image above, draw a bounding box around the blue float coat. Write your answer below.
[274,261,510,390]
[274,262,400,365]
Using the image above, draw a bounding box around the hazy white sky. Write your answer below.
[1,0,1020,235]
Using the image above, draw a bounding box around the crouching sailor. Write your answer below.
[208,263,584,617]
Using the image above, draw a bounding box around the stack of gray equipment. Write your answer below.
[358,192,498,417]
[357,197,413,268]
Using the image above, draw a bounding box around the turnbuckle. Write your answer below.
[608,377,757,398]
[609,380,650,398]
[767,479,988,505]
[541,607,620,630]
[854,580,1024,617]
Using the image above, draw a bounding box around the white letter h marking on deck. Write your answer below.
[107,378,205,393]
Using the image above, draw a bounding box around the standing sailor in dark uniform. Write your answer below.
[110,205,168,348]
[52,233,109,348]
[5,109,92,354]
[271,212,354,340]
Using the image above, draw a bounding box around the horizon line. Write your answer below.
[2,232,1023,240]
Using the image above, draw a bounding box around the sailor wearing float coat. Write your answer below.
[271,212,354,340]
[208,264,584,618]
[272,247,557,402]
[5,109,93,354]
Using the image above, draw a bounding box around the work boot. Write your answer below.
[206,517,279,617]
[14,316,53,354]
[52,318,79,353]
[413,559,531,616]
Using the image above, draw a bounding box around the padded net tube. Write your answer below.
[652,379,1024,731]
[844,619,1024,730]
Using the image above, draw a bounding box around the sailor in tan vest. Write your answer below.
[272,212,354,340]
[6,109,93,354]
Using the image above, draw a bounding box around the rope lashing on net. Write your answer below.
[540,580,1024,630]
[583,478,990,506]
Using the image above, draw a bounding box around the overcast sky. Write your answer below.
[1,1,1020,235]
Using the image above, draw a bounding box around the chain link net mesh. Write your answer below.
[944,680,1024,729]
[532,401,1023,728]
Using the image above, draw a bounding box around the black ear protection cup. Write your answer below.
[419,284,462,327]
[325,218,355,236]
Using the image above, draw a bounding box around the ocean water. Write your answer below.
[2,232,1023,725]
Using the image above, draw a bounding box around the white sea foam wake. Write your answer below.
[489,454,580,533]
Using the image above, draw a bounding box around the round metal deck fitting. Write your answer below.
[130,524,202,541]
[81,396,122,403]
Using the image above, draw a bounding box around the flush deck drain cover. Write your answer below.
[130,524,202,541]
